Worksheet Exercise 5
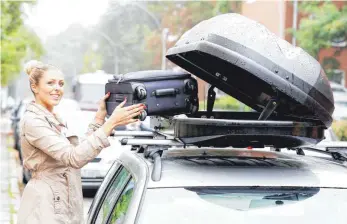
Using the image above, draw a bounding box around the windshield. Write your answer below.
[138,187,347,224]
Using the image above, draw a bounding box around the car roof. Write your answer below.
[117,148,347,189]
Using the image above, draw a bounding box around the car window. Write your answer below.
[138,187,347,224]
[94,167,130,224]
[108,178,135,224]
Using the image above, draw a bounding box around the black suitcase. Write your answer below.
[105,70,199,120]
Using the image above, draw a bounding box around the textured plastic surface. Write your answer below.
[174,114,324,148]
[166,13,334,127]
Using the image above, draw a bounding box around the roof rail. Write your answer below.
[292,147,347,162]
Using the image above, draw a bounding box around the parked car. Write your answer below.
[330,82,347,95]
[59,108,131,190]
[333,94,347,121]
[86,13,347,223]
[10,99,31,162]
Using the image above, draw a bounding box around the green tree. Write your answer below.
[146,1,241,68]
[1,1,44,86]
[93,1,241,73]
[95,1,158,74]
[82,47,103,73]
[291,1,347,80]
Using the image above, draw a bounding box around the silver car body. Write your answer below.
[87,147,347,224]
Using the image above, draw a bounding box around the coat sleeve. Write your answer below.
[23,116,111,169]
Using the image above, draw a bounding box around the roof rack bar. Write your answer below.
[120,138,186,146]
[111,131,155,137]
[299,147,347,161]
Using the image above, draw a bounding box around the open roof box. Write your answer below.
[166,13,334,148]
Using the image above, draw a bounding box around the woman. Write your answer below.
[17,60,145,224]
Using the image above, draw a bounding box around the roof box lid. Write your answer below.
[166,13,334,128]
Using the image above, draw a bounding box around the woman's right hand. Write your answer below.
[102,99,146,136]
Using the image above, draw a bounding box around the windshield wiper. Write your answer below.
[263,193,299,201]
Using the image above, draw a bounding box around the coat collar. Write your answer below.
[26,101,54,117]
[26,102,66,128]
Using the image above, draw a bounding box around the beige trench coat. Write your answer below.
[17,102,110,224]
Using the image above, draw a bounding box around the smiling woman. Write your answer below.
[25,60,65,112]
[18,60,146,224]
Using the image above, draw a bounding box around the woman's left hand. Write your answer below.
[95,92,110,123]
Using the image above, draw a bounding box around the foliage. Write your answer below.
[214,95,252,111]
[82,47,103,73]
[332,120,347,141]
[1,1,44,86]
[90,1,241,74]
[111,187,133,223]
[290,1,347,80]
[43,24,91,76]
[146,1,241,68]
[95,2,157,74]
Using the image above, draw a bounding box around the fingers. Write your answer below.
[127,105,145,115]
[116,98,127,109]
[124,103,145,111]
[117,119,138,127]
[125,110,142,120]
[103,92,110,101]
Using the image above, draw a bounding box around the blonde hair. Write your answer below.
[24,60,61,90]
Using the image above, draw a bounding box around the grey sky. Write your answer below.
[25,0,109,42]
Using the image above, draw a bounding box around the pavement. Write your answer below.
[1,114,21,224]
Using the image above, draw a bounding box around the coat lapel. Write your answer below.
[26,102,67,134]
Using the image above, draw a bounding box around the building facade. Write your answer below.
[242,0,347,87]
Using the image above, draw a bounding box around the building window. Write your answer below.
[331,32,347,48]
[328,69,345,85]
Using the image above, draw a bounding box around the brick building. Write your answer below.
[242,0,347,87]
[197,0,347,101]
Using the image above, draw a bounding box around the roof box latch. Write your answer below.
[207,85,216,117]
[258,98,279,120]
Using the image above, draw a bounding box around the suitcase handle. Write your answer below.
[153,88,179,97]
[115,94,125,102]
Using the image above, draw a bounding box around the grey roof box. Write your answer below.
[166,13,334,128]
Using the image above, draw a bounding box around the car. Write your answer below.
[332,94,347,121]
[322,127,339,142]
[72,70,114,111]
[66,109,132,190]
[86,146,347,224]
[10,99,30,161]
[330,82,347,95]
[86,13,347,223]
[80,135,130,191]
